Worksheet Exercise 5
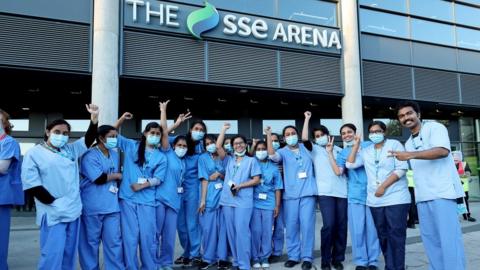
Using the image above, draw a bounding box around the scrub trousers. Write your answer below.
[348,203,380,267]
[0,206,11,270]
[272,206,285,256]
[199,207,221,264]
[177,189,201,259]
[222,206,253,270]
[156,201,178,268]
[318,196,347,266]
[250,208,274,263]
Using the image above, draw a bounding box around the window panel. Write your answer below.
[320,119,342,136]
[262,120,296,135]
[141,120,174,133]
[360,9,409,38]
[203,120,238,134]
[457,27,480,50]
[372,119,402,136]
[278,0,337,26]
[410,0,453,22]
[65,120,90,132]
[359,0,407,13]
[411,18,455,46]
[455,4,480,27]
[170,0,276,17]
[9,119,29,131]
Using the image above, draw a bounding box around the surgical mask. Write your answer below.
[104,137,118,149]
[285,135,298,146]
[315,135,328,146]
[206,144,217,154]
[191,131,205,141]
[369,133,384,144]
[146,135,160,146]
[255,150,268,161]
[272,141,280,150]
[235,149,246,157]
[50,134,69,148]
[343,140,354,147]
[224,143,233,153]
[175,147,187,158]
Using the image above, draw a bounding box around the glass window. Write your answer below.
[360,9,409,38]
[373,119,402,136]
[359,0,407,13]
[141,120,174,133]
[456,27,480,50]
[410,18,455,46]
[278,0,337,26]
[203,120,238,134]
[170,0,276,17]
[460,143,479,176]
[19,142,36,156]
[457,0,480,5]
[9,119,29,131]
[455,4,480,27]
[410,0,453,22]
[66,120,90,132]
[262,120,296,135]
[320,119,343,136]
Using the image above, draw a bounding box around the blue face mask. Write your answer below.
[147,135,160,146]
[224,143,233,153]
[255,150,268,161]
[272,141,281,150]
[285,135,298,146]
[50,134,69,148]
[206,143,217,154]
[175,147,187,158]
[315,135,328,146]
[191,131,205,141]
[369,133,385,144]
[343,140,354,147]
[104,137,117,149]
[235,149,246,157]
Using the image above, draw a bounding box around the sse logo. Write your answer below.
[187,2,220,39]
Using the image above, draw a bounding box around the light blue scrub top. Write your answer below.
[273,144,318,200]
[357,139,410,207]
[253,160,283,211]
[198,152,225,209]
[337,141,372,204]
[21,138,87,226]
[183,141,204,192]
[80,147,120,216]
[156,147,185,212]
[405,121,465,202]
[311,144,347,198]
[117,135,167,206]
[0,135,24,205]
[219,155,261,209]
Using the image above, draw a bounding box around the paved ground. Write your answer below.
[7,202,480,269]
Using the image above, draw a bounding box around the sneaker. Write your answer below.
[332,262,344,270]
[268,255,282,263]
[407,223,416,229]
[198,261,214,270]
[368,266,378,270]
[174,256,188,264]
[261,262,270,268]
[253,263,261,269]
[355,266,368,270]
[468,217,477,222]
[284,260,300,268]
[191,257,203,267]
[218,260,230,270]
[301,261,312,270]
[163,267,174,270]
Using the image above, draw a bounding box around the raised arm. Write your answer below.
[302,111,311,142]
[346,135,361,164]
[84,104,99,147]
[249,138,260,156]
[326,137,342,176]
[159,101,170,151]
[114,112,133,129]
[390,148,450,161]
[265,126,281,162]
[216,122,230,160]
[167,112,192,133]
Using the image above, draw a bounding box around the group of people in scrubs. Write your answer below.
[0,99,467,270]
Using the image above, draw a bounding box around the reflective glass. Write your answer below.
[141,120,174,132]
[320,119,343,136]
[359,0,407,13]
[455,4,480,27]
[360,9,409,38]
[410,0,453,22]
[203,120,238,134]
[9,119,29,131]
[263,120,296,135]
[457,27,480,50]
[411,18,455,46]
[278,0,337,26]
[170,0,276,17]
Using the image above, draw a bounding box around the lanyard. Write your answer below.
[260,161,269,185]
[293,149,303,167]
[0,134,6,141]
[374,146,383,181]
[179,158,186,186]
[43,143,74,161]
[232,158,242,180]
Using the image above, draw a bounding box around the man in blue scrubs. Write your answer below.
[392,101,466,270]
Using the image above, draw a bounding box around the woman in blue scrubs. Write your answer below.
[266,124,317,270]
[250,141,283,269]
[0,109,24,270]
[197,134,226,269]
[21,104,99,270]
[347,121,410,270]
[114,112,168,270]
[79,125,124,270]
[302,111,347,270]
[175,120,206,266]
[217,123,261,270]
[336,123,380,270]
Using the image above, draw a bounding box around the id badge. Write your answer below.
[215,183,223,190]
[177,187,184,194]
[109,185,118,194]
[258,193,267,200]
[137,177,147,184]
[227,180,235,187]
[298,171,307,179]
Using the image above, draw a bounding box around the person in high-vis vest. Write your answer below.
[452,151,476,222]
[406,169,419,228]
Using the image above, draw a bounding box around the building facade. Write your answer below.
[1,0,479,196]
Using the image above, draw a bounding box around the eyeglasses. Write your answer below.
[233,142,245,146]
